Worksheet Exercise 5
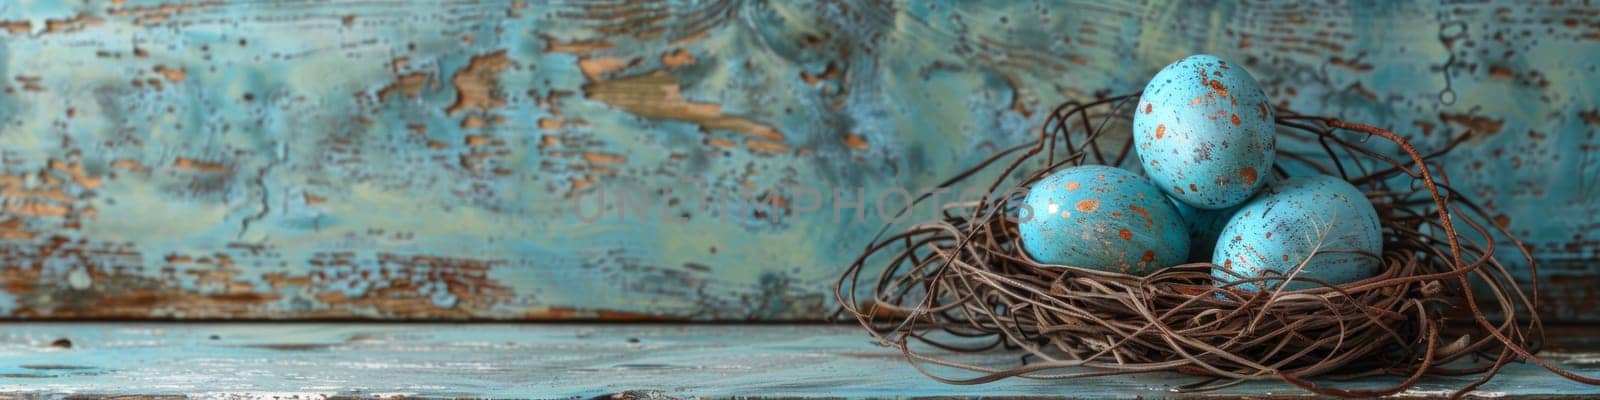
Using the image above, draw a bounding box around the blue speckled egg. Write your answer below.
[1018,165,1189,275]
[1171,198,1236,263]
[1134,54,1275,210]
[1212,175,1383,291]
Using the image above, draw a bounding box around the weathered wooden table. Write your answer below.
[2,323,1598,398]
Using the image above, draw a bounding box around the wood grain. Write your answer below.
[2,323,1600,398]
[0,1,1596,320]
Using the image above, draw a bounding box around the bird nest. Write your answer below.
[834,93,1592,398]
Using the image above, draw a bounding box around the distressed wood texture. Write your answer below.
[1,323,1599,398]
[0,1,1598,320]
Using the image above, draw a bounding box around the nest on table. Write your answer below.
[834,93,1595,398]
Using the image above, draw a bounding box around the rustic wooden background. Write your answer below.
[0,0,1596,321]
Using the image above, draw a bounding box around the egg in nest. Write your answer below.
[1212,175,1383,291]
[1134,54,1275,210]
[1018,165,1188,275]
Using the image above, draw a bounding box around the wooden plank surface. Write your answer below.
[0,323,1598,398]
[1,1,1598,321]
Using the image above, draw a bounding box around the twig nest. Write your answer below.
[837,94,1562,398]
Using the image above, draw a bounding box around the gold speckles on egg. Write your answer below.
[1203,78,1228,97]
[1128,205,1153,228]
[1076,199,1099,212]
[1017,165,1189,274]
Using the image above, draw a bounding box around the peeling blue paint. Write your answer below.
[0,1,1593,320]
